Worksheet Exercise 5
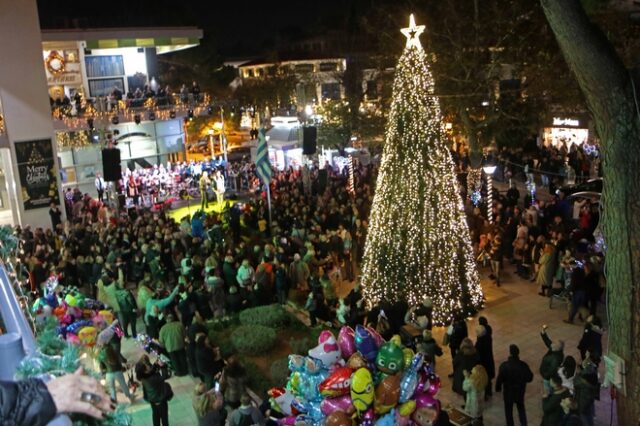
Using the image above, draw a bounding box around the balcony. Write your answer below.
[50,92,212,132]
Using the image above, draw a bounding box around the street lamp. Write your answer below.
[208,128,215,158]
[482,163,497,224]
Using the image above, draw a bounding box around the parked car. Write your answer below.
[558,178,602,197]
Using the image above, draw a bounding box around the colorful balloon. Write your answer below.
[374,373,401,414]
[65,319,93,335]
[269,387,296,416]
[399,353,423,403]
[412,405,440,426]
[289,354,306,372]
[426,374,441,396]
[64,294,78,307]
[77,326,97,346]
[320,395,354,415]
[338,326,356,359]
[402,348,414,369]
[347,352,368,370]
[320,367,354,397]
[375,341,404,375]
[374,410,396,426]
[360,408,375,426]
[397,400,416,417]
[355,325,378,362]
[414,393,437,410]
[350,367,374,414]
[325,411,353,426]
[309,330,342,368]
[366,326,384,348]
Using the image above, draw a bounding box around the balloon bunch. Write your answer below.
[268,325,443,426]
[31,280,117,347]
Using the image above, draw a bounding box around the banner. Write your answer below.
[15,139,60,210]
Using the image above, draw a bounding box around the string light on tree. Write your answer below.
[360,15,483,325]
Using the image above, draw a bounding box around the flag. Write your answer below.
[256,127,272,185]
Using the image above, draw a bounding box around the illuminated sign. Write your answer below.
[553,117,580,127]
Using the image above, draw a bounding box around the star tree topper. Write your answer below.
[400,14,425,50]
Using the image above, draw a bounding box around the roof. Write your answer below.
[238,54,345,68]
[41,27,203,53]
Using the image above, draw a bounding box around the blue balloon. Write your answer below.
[355,324,378,362]
[375,409,396,426]
[65,319,93,335]
[399,353,423,403]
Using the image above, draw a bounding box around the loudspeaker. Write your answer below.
[318,169,328,192]
[302,126,317,155]
[102,148,122,181]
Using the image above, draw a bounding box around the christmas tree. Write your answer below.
[361,15,483,325]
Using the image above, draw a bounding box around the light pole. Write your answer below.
[220,107,228,165]
[208,128,214,158]
[482,164,497,224]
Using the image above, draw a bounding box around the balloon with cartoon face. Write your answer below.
[350,367,374,414]
[375,341,404,376]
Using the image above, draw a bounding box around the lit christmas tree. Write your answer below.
[361,15,483,325]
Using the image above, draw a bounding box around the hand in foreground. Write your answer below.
[46,367,114,419]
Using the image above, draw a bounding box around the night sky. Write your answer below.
[36,0,368,56]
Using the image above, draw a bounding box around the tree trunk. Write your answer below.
[460,108,484,168]
[540,0,640,423]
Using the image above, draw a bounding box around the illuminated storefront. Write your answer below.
[541,115,591,149]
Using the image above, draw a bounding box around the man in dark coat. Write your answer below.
[447,316,468,377]
[496,344,534,426]
[475,324,495,398]
[539,326,565,394]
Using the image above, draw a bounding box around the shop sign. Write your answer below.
[15,139,60,210]
[553,117,580,127]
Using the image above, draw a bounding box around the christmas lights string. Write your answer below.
[360,16,483,326]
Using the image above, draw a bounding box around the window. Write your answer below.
[88,78,124,97]
[366,80,378,98]
[319,62,337,72]
[295,64,314,73]
[321,83,341,101]
[84,56,125,78]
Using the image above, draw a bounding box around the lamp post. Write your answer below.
[208,128,214,158]
[482,164,497,224]
[220,107,228,166]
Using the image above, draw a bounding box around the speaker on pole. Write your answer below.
[302,126,317,155]
[102,148,122,182]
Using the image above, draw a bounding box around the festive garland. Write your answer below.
[16,317,132,426]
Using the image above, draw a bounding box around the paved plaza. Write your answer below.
[120,259,614,426]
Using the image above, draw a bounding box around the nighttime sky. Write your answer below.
[36,0,365,56]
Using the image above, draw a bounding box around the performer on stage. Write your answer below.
[95,172,106,202]
[214,170,226,208]
[200,171,211,210]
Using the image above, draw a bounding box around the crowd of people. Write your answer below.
[7,137,608,426]
[50,80,204,118]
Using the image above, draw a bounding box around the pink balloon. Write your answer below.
[66,333,80,344]
[395,411,411,426]
[414,393,437,409]
[426,375,441,396]
[338,326,356,359]
[415,370,428,394]
[277,416,296,425]
[366,326,384,348]
[321,395,354,415]
[361,408,375,426]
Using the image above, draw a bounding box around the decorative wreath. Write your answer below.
[45,50,65,75]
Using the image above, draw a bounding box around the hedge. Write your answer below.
[239,304,290,329]
[231,325,277,355]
